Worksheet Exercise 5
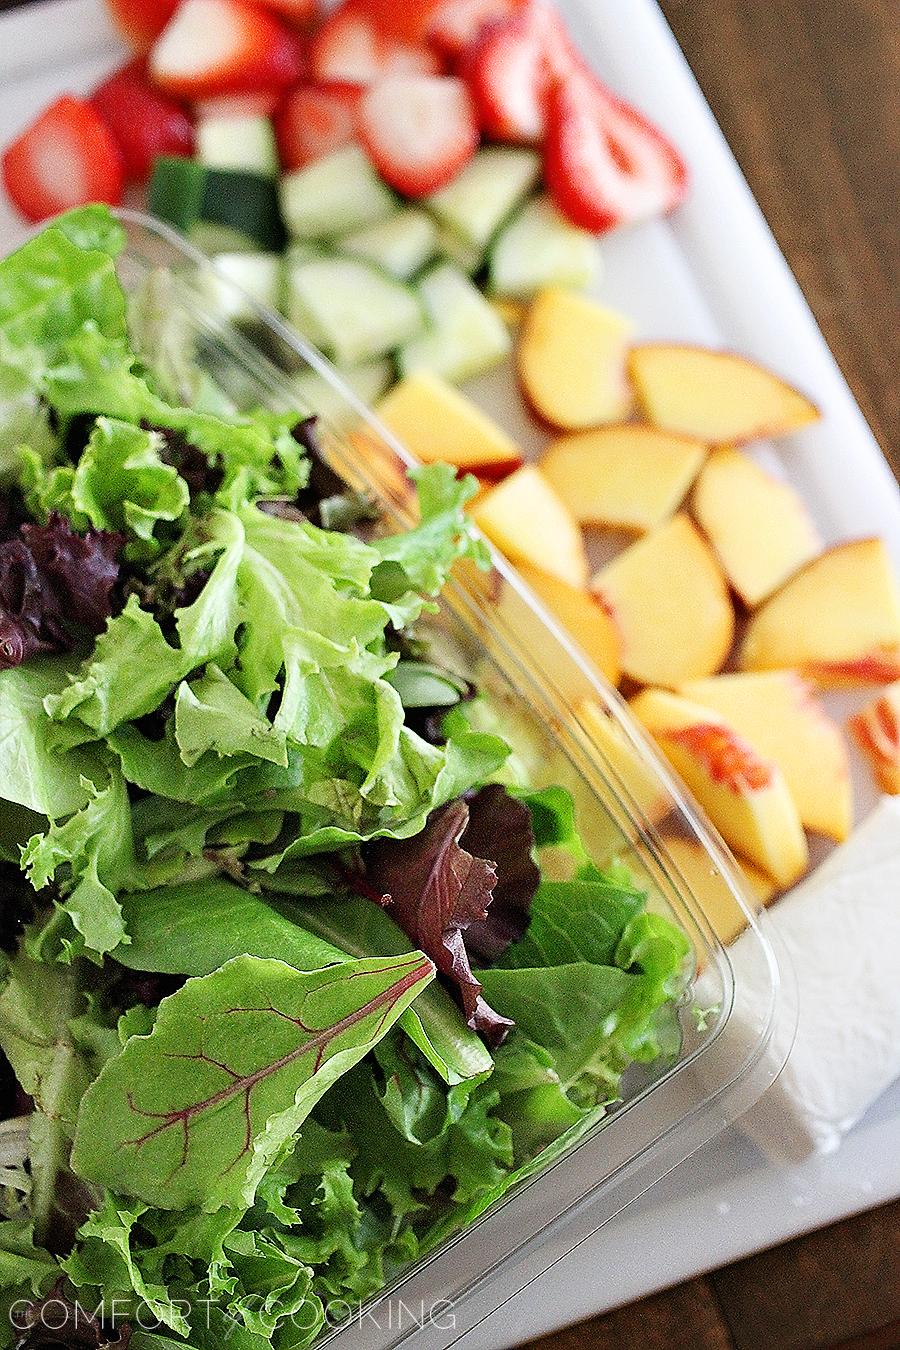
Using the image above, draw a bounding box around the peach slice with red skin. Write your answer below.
[849,682,900,794]
[540,423,707,533]
[592,514,734,687]
[692,448,822,606]
[680,671,853,841]
[630,688,809,888]
[739,539,900,688]
[628,344,820,444]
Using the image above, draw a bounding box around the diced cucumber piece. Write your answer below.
[426,147,541,251]
[194,253,283,323]
[291,358,395,431]
[490,195,602,297]
[435,223,484,277]
[283,257,424,366]
[149,156,207,233]
[187,222,257,255]
[398,263,511,385]
[201,168,285,251]
[149,157,285,252]
[280,146,397,239]
[340,208,438,280]
[197,115,279,177]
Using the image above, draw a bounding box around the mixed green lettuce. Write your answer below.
[0,207,691,1348]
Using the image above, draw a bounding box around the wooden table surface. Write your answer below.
[532,1,900,1346]
[0,0,897,1346]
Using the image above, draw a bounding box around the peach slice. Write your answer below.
[662,835,778,949]
[514,565,621,685]
[849,682,900,794]
[739,539,900,687]
[518,288,634,430]
[693,448,821,606]
[374,371,522,478]
[592,514,734,687]
[629,344,820,444]
[577,698,671,826]
[541,424,707,533]
[631,688,809,887]
[470,465,589,587]
[680,671,852,841]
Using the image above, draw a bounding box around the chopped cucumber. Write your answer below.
[435,223,484,277]
[340,208,438,280]
[197,115,279,177]
[490,195,602,297]
[187,222,257,255]
[280,146,397,239]
[283,257,424,366]
[398,263,511,385]
[194,253,283,323]
[426,147,541,251]
[291,357,395,431]
[149,158,285,252]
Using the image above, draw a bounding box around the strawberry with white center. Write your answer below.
[150,0,305,100]
[2,95,124,222]
[91,58,195,182]
[275,81,362,171]
[360,74,479,197]
[428,0,526,60]
[544,70,688,233]
[463,2,577,143]
[310,1,442,84]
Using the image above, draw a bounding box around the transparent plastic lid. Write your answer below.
[111,211,796,1348]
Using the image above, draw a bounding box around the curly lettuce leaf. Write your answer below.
[0,661,106,817]
[71,952,434,1211]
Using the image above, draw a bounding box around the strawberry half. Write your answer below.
[544,71,689,233]
[150,0,305,100]
[275,81,361,171]
[462,1,577,143]
[359,74,478,197]
[2,95,124,223]
[255,0,319,24]
[428,0,526,60]
[310,0,442,84]
[105,0,179,52]
[91,58,194,182]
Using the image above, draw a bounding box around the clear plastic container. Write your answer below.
[113,210,797,1349]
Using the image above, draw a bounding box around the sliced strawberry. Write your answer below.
[428,0,526,60]
[360,74,478,198]
[255,0,319,24]
[91,58,194,182]
[463,2,577,143]
[150,0,305,100]
[194,92,282,120]
[2,95,124,223]
[310,1,443,84]
[275,81,361,171]
[544,71,689,233]
[105,0,179,52]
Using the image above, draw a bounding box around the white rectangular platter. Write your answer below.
[1,1,899,1344]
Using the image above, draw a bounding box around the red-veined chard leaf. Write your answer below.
[71,952,434,1212]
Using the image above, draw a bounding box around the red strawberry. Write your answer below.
[275,81,361,171]
[310,1,442,84]
[255,0,319,24]
[544,71,688,233]
[105,0,179,52]
[463,2,577,143]
[2,95,124,223]
[359,74,478,198]
[428,0,526,60]
[150,0,305,100]
[91,58,194,182]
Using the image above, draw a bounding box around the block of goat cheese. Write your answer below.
[710,796,900,1163]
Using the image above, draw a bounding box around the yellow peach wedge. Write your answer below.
[375,371,522,478]
[518,288,634,430]
[629,344,820,444]
[515,565,621,686]
[577,698,671,827]
[592,514,734,687]
[470,465,589,588]
[661,835,778,950]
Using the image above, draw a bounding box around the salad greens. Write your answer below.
[0,206,691,1348]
